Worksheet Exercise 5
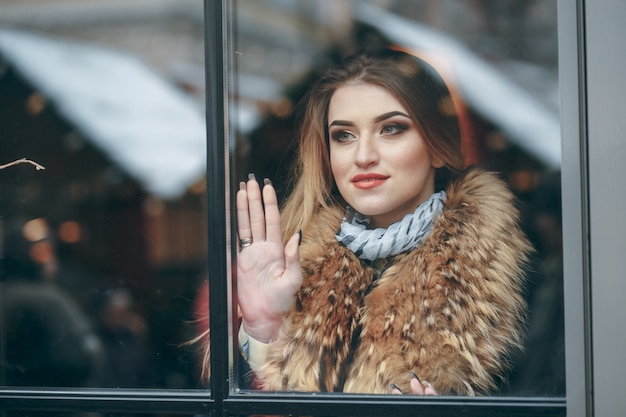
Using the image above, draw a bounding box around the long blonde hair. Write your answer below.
[280,49,464,241]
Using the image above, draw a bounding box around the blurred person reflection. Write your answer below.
[93,287,157,388]
[0,216,103,387]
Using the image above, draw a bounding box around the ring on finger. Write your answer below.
[240,237,253,249]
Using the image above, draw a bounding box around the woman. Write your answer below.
[233,49,531,396]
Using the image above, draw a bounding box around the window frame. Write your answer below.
[560,0,592,415]
[582,0,626,416]
[0,0,614,415]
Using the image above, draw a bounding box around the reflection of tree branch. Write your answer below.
[0,158,45,171]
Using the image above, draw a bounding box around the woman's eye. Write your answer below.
[331,130,355,142]
[381,123,407,135]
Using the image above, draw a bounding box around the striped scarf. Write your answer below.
[335,191,446,261]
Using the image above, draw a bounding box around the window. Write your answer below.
[2,0,625,416]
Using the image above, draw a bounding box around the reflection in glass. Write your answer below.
[229,0,562,396]
[0,0,207,389]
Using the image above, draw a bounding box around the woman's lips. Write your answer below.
[351,173,389,189]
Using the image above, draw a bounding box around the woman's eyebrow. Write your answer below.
[374,111,410,123]
[328,120,353,128]
[329,111,410,128]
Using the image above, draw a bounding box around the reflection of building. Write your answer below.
[0,28,207,283]
[0,0,208,389]
[0,0,206,95]
[237,4,560,188]
[0,26,208,389]
[231,2,560,188]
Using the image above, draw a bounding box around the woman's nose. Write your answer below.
[354,136,379,167]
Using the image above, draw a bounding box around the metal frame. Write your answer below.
[559,0,592,415]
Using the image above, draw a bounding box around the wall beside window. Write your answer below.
[585,0,626,415]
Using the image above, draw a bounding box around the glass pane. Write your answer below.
[228,0,563,397]
[0,0,208,389]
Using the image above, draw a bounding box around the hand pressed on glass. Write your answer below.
[236,174,302,344]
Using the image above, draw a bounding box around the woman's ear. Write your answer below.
[431,155,445,169]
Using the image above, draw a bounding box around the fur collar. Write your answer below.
[256,169,532,395]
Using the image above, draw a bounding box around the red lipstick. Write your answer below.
[351,173,389,189]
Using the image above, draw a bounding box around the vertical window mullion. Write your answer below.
[205,0,229,409]
[558,0,593,416]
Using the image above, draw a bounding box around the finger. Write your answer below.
[409,376,425,395]
[246,174,266,241]
[284,232,301,260]
[422,380,437,396]
[262,179,282,244]
[390,383,403,395]
[283,232,303,287]
[236,182,251,244]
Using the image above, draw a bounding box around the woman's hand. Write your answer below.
[236,174,303,343]
[391,373,437,396]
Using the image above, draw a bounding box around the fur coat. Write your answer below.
[255,169,532,395]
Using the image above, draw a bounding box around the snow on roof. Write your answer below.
[0,28,206,199]
[357,3,561,170]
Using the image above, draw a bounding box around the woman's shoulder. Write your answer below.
[444,167,516,209]
[442,168,523,228]
[433,166,532,269]
[429,167,533,279]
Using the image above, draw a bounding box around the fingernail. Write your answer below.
[248,173,256,181]
[263,177,272,186]
[390,383,403,393]
[410,372,420,382]
[239,181,246,190]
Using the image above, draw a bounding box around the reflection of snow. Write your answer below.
[357,3,561,170]
[234,73,284,134]
[0,29,206,199]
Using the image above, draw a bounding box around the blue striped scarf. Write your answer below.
[335,191,446,261]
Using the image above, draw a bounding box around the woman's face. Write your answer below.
[328,83,443,229]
